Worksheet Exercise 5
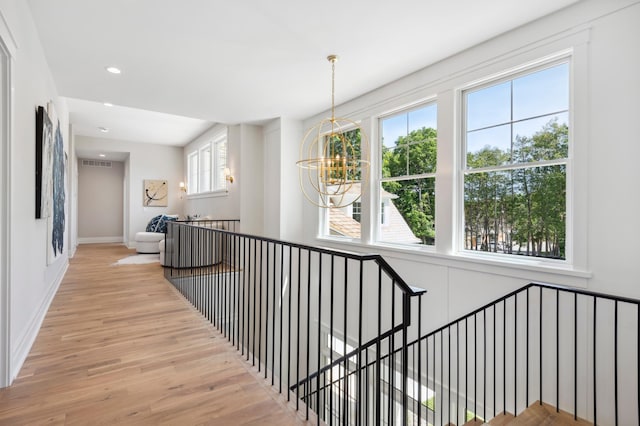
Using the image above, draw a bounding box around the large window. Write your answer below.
[462,61,569,259]
[186,134,228,195]
[379,103,437,245]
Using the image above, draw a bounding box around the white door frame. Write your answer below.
[0,11,17,388]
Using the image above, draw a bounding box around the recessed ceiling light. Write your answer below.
[103,102,113,107]
[99,154,106,158]
[105,66,121,74]
[99,127,109,133]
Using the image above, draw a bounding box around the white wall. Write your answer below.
[293,0,640,328]
[263,118,304,242]
[75,136,184,247]
[77,160,124,242]
[238,124,264,235]
[0,0,70,383]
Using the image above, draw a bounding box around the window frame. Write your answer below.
[185,132,229,197]
[376,101,438,247]
[457,56,572,265]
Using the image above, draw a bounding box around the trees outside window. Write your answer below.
[463,62,569,259]
[380,103,437,245]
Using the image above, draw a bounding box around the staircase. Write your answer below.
[164,221,638,426]
[462,401,591,425]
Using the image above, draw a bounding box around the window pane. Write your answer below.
[512,114,568,164]
[513,63,569,120]
[466,124,511,167]
[188,153,198,194]
[214,140,227,190]
[466,81,511,131]
[464,165,566,259]
[200,146,211,192]
[382,104,437,178]
[380,178,435,245]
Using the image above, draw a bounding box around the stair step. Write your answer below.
[489,412,516,425]
[501,401,591,425]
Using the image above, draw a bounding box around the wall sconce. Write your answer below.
[224,168,234,184]
[179,181,187,193]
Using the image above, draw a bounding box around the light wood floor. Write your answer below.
[0,244,311,425]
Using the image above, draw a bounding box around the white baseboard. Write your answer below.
[78,236,123,244]
[11,260,68,382]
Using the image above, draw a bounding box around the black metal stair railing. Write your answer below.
[401,282,640,426]
[163,220,426,425]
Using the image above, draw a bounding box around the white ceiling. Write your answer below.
[27,0,580,151]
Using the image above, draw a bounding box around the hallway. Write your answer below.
[0,244,309,425]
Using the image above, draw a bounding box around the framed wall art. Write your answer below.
[143,179,168,207]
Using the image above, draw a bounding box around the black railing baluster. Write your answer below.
[287,245,292,401]
[441,326,444,426]
[376,265,382,426]
[484,308,486,423]
[465,316,468,419]
[252,239,257,366]
[515,293,517,417]
[329,255,335,426]
[358,259,364,426]
[540,286,543,407]
[526,287,529,408]
[503,299,506,415]
[296,247,301,410]
[458,320,461,425]
[271,243,277,384]
[258,241,264,373]
[418,296,423,425]
[279,244,284,394]
[316,253,322,425]
[474,313,477,421]
[574,292,577,420]
[615,300,618,426]
[264,242,270,378]
[343,257,348,426]
[556,290,560,412]
[305,249,311,421]
[594,296,597,425]
[449,317,452,425]
[390,281,396,426]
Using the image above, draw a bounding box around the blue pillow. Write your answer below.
[146,214,177,233]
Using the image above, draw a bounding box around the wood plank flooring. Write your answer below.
[0,244,311,425]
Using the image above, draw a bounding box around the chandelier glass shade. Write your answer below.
[297,55,369,208]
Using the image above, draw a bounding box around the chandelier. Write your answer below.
[297,55,369,208]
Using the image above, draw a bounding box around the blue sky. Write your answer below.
[382,103,437,148]
[380,62,569,154]
[466,62,569,155]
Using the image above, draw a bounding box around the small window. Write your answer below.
[213,137,227,191]
[200,145,212,192]
[185,132,228,195]
[187,151,198,194]
[379,103,437,246]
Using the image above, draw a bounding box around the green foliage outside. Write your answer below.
[382,127,437,245]
[380,119,567,258]
[465,119,568,259]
